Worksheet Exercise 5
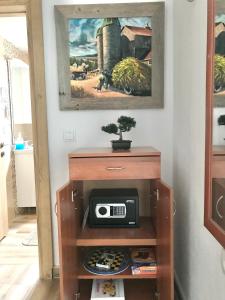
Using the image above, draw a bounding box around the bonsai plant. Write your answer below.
[101,116,136,150]
[218,115,225,141]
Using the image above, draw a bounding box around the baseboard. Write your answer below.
[52,266,60,279]
[174,270,186,300]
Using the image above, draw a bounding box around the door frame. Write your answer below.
[0,0,53,279]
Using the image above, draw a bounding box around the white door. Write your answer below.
[0,58,11,240]
[0,144,9,240]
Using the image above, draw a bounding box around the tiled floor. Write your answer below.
[0,214,39,300]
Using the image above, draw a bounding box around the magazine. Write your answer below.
[91,279,125,300]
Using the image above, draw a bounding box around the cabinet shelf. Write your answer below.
[75,217,156,247]
[78,264,157,280]
[79,279,156,300]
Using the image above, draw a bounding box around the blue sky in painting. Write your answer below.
[68,17,151,57]
[216,14,225,23]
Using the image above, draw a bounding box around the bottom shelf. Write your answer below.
[79,279,156,300]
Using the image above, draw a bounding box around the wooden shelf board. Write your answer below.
[79,279,156,300]
[75,217,156,247]
[78,264,157,280]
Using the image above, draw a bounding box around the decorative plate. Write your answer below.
[83,247,129,275]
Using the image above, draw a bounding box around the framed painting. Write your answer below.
[55,2,164,110]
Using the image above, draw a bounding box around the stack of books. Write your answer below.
[130,247,157,275]
[91,279,125,300]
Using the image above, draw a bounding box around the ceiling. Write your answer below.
[0,16,28,51]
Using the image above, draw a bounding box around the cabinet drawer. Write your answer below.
[69,156,160,180]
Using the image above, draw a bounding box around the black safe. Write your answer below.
[88,188,139,228]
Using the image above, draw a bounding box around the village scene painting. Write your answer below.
[68,17,152,99]
[215,13,225,98]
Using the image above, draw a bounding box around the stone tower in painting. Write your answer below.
[96,27,104,71]
[96,18,121,72]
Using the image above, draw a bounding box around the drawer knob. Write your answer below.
[106,166,125,171]
[216,195,224,219]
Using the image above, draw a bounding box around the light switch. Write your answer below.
[63,129,75,142]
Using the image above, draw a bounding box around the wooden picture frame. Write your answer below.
[55,2,164,110]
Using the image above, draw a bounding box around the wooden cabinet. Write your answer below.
[211,147,225,233]
[212,179,225,230]
[212,146,225,179]
[57,147,174,300]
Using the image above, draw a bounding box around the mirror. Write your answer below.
[205,0,225,247]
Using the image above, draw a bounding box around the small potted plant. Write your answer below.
[101,116,136,150]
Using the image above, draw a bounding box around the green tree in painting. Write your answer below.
[214,54,225,93]
[112,57,151,95]
[70,57,97,71]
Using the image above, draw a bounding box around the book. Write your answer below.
[131,264,157,275]
[131,247,156,265]
[91,279,125,300]
[131,247,157,275]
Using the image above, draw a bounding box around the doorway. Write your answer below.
[0,0,53,283]
[0,15,40,298]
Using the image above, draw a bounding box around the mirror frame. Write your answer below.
[205,0,225,248]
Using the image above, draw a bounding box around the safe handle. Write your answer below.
[216,195,224,219]
[71,189,78,210]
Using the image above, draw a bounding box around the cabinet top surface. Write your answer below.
[69,147,160,158]
[213,145,225,155]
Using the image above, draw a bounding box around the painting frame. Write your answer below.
[55,2,164,110]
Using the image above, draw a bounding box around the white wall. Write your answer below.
[0,17,28,51]
[42,0,225,297]
[173,1,225,299]
[42,0,174,264]
[11,59,32,125]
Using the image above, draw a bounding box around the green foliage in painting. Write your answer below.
[70,56,97,71]
[112,57,151,95]
[214,54,225,92]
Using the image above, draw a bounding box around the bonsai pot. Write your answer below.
[111,140,132,150]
